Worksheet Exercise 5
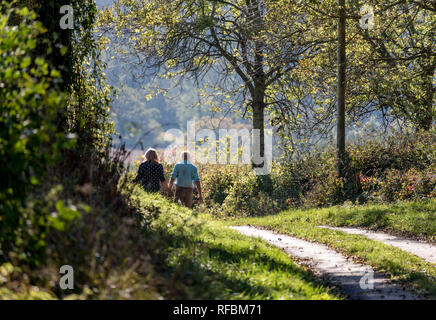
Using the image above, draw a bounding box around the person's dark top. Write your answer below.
[134,160,165,192]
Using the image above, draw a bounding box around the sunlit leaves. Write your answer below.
[0,2,68,258]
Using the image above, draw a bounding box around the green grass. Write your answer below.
[134,191,341,300]
[229,200,436,299]
[294,200,435,240]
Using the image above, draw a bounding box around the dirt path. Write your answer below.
[319,226,436,265]
[231,226,418,300]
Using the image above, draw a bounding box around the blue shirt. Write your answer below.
[170,161,200,188]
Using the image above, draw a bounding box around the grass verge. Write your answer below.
[229,201,436,299]
[133,190,341,300]
[292,200,435,241]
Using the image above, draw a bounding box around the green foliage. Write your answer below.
[0,0,118,292]
[278,130,435,207]
[1,0,434,300]
[349,130,434,176]
[199,130,435,216]
[300,200,436,240]
[98,0,330,155]
[0,3,70,260]
[283,0,435,133]
[0,262,55,299]
[199,165,279,217]
[361,168,435,203]
[200,165,239,205]
[221,176,279,217]
[351,130,435,203]
[1,148,168,300]
[68,0,114,154]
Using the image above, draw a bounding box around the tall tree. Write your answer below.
[337,0,347,177]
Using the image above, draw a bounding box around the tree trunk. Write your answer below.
[252,90,265,168]
[250,0,267,170]
[337,0,347,177]
[252,84,272,194]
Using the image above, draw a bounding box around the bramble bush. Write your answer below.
[351,130,435,203]
[360,168,435,203]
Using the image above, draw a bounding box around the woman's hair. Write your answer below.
[144,148,159,162]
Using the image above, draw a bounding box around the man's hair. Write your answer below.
[145,148,159,162]
[181,151,190,161]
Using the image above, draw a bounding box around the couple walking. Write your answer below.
[134,148,203,208]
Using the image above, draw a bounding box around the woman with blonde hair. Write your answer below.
[133,148,169,193]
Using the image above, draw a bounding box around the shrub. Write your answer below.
[204,168,279,217]
[361,168,436,202]
[349,130,434,176]
[198,130,435,215]
[199,165,240,205]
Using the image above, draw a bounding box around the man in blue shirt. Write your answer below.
[168,151,203,208]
